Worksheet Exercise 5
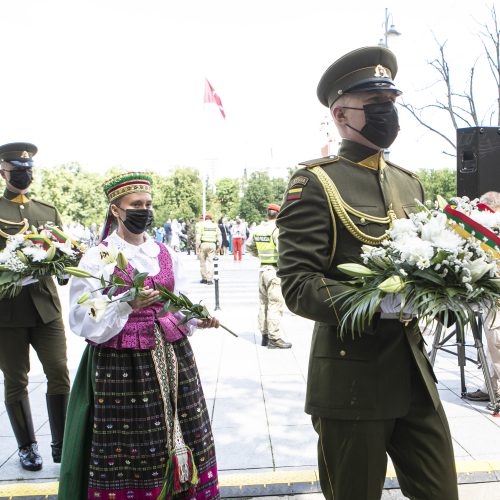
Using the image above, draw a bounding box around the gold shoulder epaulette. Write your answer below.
[31,198,56,209]
[300,156,339,169]
[385,160,419,179]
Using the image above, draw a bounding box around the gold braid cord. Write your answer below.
[309,166,395,245]
[0,217,29,239]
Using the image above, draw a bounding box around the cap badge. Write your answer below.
[21,151,30,159]
[374,64,391,78]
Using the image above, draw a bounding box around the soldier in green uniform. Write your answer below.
[247,203,292,349]
[276,48,458,500]
[0,143,70,471]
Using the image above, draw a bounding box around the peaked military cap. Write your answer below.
[317,46,401,108]
[0,142,37,167]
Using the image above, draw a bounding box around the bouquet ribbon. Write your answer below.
[444,203,500,259]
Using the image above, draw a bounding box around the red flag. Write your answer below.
[204,78,226,119]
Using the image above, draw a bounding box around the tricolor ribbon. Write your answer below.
[444,203,500,259]
[24,234,52,250]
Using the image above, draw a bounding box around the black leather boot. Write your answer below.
[5,398,43,471]
[46,393,69,463]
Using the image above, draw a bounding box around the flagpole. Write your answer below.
[202,170,207,218]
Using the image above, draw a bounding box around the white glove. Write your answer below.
[380,294,416,320]
[21,276,39,286]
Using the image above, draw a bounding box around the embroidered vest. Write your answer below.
[95,241,188,349]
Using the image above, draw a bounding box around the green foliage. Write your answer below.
[238,172,287,223]
[151,168,203,223]
[32,163,109,226]
[214,178,240,219]
[29,162,288,227]
[415,168,456,202]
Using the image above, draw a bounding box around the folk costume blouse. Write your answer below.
[69,231,196,345]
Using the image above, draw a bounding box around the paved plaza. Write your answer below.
[1,251,500,498]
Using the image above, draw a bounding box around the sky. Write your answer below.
[1,0,497,180]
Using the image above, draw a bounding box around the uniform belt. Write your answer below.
[261,263,278,267]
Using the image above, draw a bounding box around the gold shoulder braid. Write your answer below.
[0,217,29,239]
[309,166,396,246]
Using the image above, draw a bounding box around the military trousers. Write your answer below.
[312,369,458,500]
[199,242,216,280]
[258,265,284,341]
[0,317,70,403]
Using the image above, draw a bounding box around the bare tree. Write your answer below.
[400,5,500,155]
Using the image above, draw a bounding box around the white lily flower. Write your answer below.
[83,298,110,322]
[97,243,119,278]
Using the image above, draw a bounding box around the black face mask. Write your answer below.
[344,101,400,148]
[118,208,154,234]
[8,168,33,190]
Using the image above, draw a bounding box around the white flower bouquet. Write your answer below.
[333,196,500,338]
[0,224,86,299]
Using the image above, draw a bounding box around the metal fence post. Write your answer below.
[214,256,221,310]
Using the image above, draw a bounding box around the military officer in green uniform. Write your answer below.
[276,47,458,500]
[247,203,292,349]
[0,142,70,471]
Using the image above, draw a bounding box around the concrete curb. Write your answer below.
[1,460,500,498]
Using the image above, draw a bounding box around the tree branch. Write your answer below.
[400,101,456,149]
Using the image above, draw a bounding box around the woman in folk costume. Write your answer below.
[58,173,220,500]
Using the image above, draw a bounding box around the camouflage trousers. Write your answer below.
[199,242,217,280]
[258,265,284,341]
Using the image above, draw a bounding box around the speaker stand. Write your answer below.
[428,314,500,415]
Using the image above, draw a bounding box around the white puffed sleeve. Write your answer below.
[165,245,198,335]
[69,247,133,344]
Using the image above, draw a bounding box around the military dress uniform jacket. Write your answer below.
[0,190,63,327]
[277,140,440,421]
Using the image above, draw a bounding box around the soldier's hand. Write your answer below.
[129,286,160,310]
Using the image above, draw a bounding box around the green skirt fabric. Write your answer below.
[58,344,96,499]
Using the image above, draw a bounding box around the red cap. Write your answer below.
[267,203,281,212]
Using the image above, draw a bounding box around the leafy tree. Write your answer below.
[32,163,108,226]
[152,167,203,223]
[416,168,457,202]
[214,178,240,219]
[239,171,279,223]
[270,177,288,207]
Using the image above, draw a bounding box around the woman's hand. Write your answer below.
[129,286,161,310]
[197,317,220,329]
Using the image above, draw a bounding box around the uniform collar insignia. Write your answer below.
[3,189,31,203]
[358,152,385,171]
[10,193,31,204]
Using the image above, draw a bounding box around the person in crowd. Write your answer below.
[0,142,70,471]
[185,218,196,256]
[163,218,172,245]
[276,47,458,500]
[241,218,249,254]
[226,219,233,254]
[195,213,222,284]
[170,218,181,252]
[154,225,165,243]
[463,190,500,410]
[247,204,292,349]
[230,217,246,262]
[218,217,229,255]
[89,222,99,246]
[58,172,220,499]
